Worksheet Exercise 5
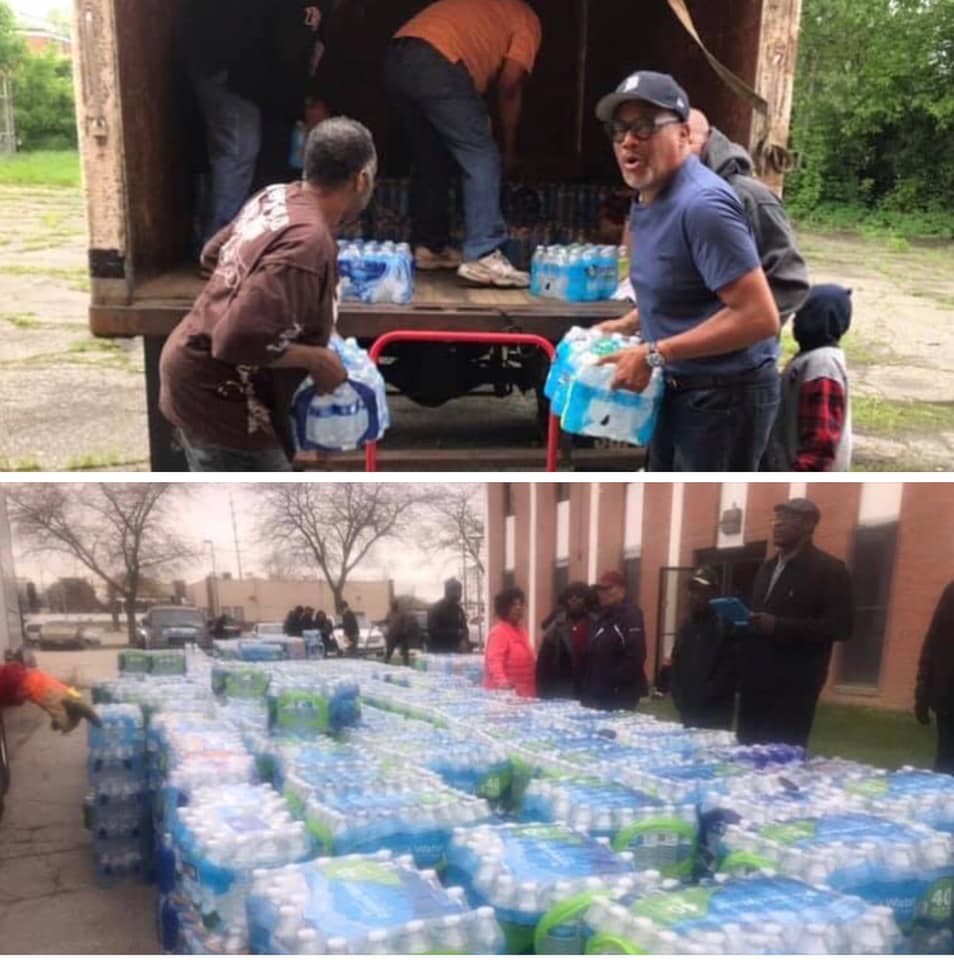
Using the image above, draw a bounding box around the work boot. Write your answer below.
[414,245,463,271]
[457,249,530,288]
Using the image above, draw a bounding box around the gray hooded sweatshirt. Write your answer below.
[704,128,810,319]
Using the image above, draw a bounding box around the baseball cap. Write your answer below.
[688,566,720,590]
[774,498,821,523]
[596,571,626,590]
[595,70,691,123]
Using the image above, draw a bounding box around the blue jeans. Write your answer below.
[384,39,508,262]
[648,366,780,472]
[179,433,293,473]
[193,70,262,243]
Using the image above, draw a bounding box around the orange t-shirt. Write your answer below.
[395,0,542,94]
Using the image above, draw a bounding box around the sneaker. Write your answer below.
[457,249,530,288]
[414,245,463,270]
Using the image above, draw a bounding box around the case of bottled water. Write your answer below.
[411,652,485,685]
[719,812,954,952]
[521,776,698,877]
[581,872,902,954]
[169,783,312,946]
[445,822,651,953]
[247,851,506,954]
[338,239,415,304]
[119,650,188,676]
[301,774,492,866]
[289,333,390,453]
[836,766,954,836]
[266,676,361,735]
[530,244,620,302]
[210,664,270,701]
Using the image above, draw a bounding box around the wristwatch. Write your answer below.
[645,340,666,369]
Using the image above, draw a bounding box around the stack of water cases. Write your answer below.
[446,821,660,953]
[169,783,312,953]
[119,649,188,676]
[337,240,414,304]
[85,704,150,886]
[266,674,361,735]
[530,244,623,301]
[581,872,903,954]
[410,652,485,685]
[247,851,506,954]
[545,325,665,446]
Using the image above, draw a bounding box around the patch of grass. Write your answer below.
[778,327,798,366]
[639,698,933,769]
[791,203,954,242]
[852,396,954,435]
[68,338,121,355]
[65,451,134,471]
[0,263,90,292]
[2,313,39,329]
[0,456,43,471]
[0,150,81,188]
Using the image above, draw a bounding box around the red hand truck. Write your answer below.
[365,330,560,472]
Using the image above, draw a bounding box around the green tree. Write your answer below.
[12,45,76,149]
[0,1,26,75]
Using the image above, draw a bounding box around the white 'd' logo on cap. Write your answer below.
[623,74,640,92]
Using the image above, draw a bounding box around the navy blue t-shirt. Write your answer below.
[629,154,778,377]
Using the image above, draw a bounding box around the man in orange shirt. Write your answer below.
[384,0,541,288]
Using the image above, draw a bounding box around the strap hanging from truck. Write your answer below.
[664,0,768,113]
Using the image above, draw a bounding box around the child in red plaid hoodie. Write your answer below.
[771,284,853,471]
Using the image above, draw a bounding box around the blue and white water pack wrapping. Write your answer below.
[582,873,902,954]
[545,326,664,445]
[338,239,414,305]
[290,334,390,452]
[247,851,505,954]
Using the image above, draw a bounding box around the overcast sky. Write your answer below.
[10,1,66,20]
[12,483,486,603]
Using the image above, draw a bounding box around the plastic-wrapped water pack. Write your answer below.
[290,334,390,453]
[338,239,415,305]
[119,649,188,676]
[582,872,902,954]
[247,851,505,954]
[266,676,361,735]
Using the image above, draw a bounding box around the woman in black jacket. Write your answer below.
[536,582,592,699]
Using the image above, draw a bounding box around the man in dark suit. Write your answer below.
[737,498,853,748]
[915,582,954,774]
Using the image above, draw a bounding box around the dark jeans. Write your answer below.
[384,39,508,262]
[386,634,410,667]
[937,713,954,775]
[649,366,780,472]
[179,432,293,472]
[737,683,821,749]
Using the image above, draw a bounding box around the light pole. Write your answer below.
[203,539,218,617]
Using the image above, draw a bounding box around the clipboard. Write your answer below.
[709,597,751,628]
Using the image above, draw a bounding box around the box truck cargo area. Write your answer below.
[75,0,800,468]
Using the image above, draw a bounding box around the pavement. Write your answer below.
[0,649,157,954]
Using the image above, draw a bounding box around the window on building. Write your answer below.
[503,569,516,590]
[838,523,898,687]
[503,483,514,517]
[554,562,569,602]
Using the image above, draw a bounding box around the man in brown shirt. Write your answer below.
[160,117,377,471]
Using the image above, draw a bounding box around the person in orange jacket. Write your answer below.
[483,587,536,698]
[0,652,101,733]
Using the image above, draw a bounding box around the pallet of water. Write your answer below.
[247,850,504,954]
[85,704,152,887]
[445,821,657,954]
[718,811,954,952]
[581,872,902,954]
[520,775,698,877]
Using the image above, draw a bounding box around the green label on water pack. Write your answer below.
[632,887,715,927]
[274,692,330,732]
[918,878,954,924]
[477,768,512,800]
[304,814,336,855]
[321,859,401,886]
[760,819,818,845]
[844,778,890,799]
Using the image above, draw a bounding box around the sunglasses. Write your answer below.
[605,117,684,143]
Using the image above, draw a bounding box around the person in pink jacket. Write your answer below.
[483,587,537,698]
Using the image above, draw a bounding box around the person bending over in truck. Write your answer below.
[384,0,541,288]
[159,118,376,472]
[180,0,339,246]
[594,72,781,472]
[687,108,809,323]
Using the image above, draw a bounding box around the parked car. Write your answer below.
[333,613,385,657]
[36,621,101,651]
[23,622,42,645]
[135,606,209,650]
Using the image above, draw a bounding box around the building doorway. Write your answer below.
[694,542,769,604]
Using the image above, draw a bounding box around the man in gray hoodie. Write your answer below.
[689,109,809,321]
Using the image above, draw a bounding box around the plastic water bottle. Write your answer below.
[530,245,544,297]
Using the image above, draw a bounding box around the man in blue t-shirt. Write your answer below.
[593,71,781,471]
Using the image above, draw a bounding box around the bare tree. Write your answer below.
[253,484,427,613]
[420,484,485,574]
[9,484,194,644]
